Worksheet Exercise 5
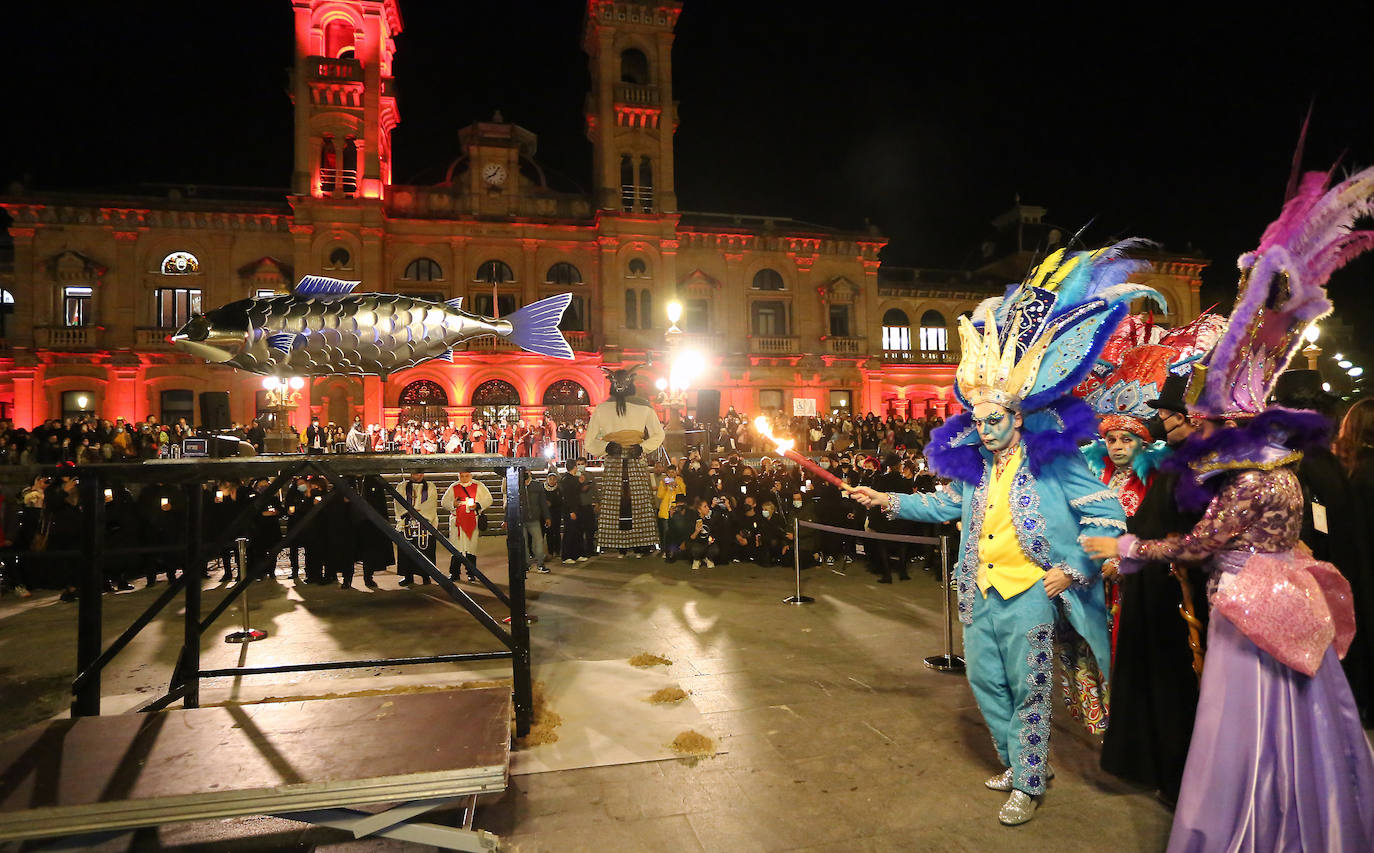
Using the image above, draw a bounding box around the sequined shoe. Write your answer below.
[985,766,1054,792]
[998,790,1038,825]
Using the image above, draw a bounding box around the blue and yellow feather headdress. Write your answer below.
[955,239,1166,413]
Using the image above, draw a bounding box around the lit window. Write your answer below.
[881,308,910,352]
[919,310,947,352]
[63,286,93,327]
[0,288,13,338]
[161,251,200,275]
[404,257,444,281]
[155,288,202,328]
[475,260,515,284]
[829,390,852,412]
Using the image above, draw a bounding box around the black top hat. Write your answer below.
[1146,370,1191,413]
[1272,368,1336,409]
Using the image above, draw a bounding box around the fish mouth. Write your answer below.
[170,316,243,363]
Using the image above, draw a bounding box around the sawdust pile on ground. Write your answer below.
[513,680,562,748]
[216,684,455,706]
[669,729,715,755]
[646,687,688,704]
[628,652,673,668]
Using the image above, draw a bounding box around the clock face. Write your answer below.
[482,163,508,186]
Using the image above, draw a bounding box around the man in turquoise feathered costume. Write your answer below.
[852,242,1158,825]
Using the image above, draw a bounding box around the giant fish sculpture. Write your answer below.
[171,275,574,376]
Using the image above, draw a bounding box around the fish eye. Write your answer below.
[183,316,210,342]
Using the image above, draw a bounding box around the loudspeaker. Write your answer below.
[199,391,231,431]
[696,389,721,423]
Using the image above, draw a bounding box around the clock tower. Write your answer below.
[456,113,536,217]
[583,0,682,214]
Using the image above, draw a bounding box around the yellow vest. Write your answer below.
[976,446,1045,599]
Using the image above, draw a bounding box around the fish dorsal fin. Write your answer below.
[294,275,360,300]
[266,331,299,353]
[445,297,463,310]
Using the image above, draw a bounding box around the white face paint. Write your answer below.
[971,402,1020,453]
[1104,429,1143,467]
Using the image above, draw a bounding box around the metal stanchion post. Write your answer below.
[224,537,267,644]
[783,516,813,605]
[924,533,965,672]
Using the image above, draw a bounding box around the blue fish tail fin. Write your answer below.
[436,349,455,362]
[445,297,463,310]
[505,294,574,360]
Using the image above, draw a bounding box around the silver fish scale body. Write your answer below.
[229,294,503,376]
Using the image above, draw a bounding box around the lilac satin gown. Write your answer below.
[1134,467,1374,853]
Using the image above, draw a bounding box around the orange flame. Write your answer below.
[753,416,794,454]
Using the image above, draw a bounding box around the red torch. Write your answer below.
[754,417,851,492]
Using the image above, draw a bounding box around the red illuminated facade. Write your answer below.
[0,0,1205,430]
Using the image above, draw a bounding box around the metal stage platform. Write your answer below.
[0,688,510,850]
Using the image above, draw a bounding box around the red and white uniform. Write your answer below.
[441,478,493,554]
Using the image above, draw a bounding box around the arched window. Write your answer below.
[327,246,352,269]
[324,19,355,59]
[620,48,649,85]
[470,379,521,426]
[638,156,654,213]
[620,155,635,212]
[640,289,652,330]
[542,379,590,426]
[752,268,785,291]
[404,257,444,281]
[881,308,911,352]
[398,379,450,426]
[546,262,582,286]
[160,251,200,275]
[0,288,14,338]
[625,289,638,329]
[919,310,947,352]
[475,259,515,284]
[627,257,649,278]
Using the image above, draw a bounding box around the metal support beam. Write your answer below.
[182,482,204,708]
[72,472,106,718]
[379,480,509,607]
[505,466,532,738]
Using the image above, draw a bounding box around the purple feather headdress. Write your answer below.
[1190,165,1374,418]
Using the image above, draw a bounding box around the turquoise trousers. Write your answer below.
[966,580,1057,795]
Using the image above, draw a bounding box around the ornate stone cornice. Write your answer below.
[1,202,292,233]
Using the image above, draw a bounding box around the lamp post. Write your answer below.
[260,375,306,453]
[1302,323,1322,371]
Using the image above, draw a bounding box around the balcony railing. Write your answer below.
[750,335,798,355]
[881,349,957,364]
[319,168,358,197]
[826,337,863,355]
[465,337,522,353]
[136,327,173,348]
[614,83,660,106]
[37,326,100,348]
[563,330,593,352]
[309,56,363,83]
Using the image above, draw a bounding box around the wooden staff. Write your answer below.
[1171,564,1205,680]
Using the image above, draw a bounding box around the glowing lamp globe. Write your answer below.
[654,377,668,391]
[76,395,89,409]
[262,376,280,390]
[289,376,306,390]
[1303,324,1320,344]
[1350,367,1364,378]
[666,301,683,325]
[1339,360,1353,369]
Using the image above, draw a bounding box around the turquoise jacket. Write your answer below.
[895,442,1124,679]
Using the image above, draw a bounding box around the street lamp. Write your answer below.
[1302,323,1322,370]
[1349,367,1364,378]
[1339,360,1353,369]
[666,300,683,335]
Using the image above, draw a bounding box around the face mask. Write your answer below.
[793,500,802,508]
[297,484,308,493]
[762,509,772,518]
[822,461,832,469]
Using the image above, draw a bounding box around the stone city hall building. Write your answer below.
[0,0,1204,431]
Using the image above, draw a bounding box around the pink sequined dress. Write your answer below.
[1128,465,1374,852]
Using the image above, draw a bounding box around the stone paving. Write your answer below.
[0,538,1180,852]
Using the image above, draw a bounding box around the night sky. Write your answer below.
[5,1,1374,327]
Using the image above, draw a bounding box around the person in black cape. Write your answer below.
[1100,371,1210,806]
